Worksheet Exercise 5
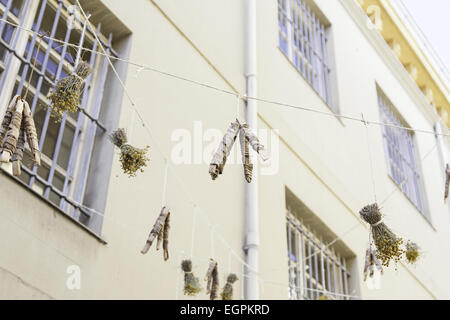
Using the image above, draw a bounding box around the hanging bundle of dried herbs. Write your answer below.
[205,259,219,300]
[363,245,383,281]
[445,164,450,202]
[220,273,238,300]
[181,259,202,296]
[109,128,149,177]
[209,120,240,180]
[359,203,404,267]
[141,206,170,260]
[48,61,92,121]
[239,122,269,162]
[405,241,420,264]
[0,96,41,175]
[239,124,253,183]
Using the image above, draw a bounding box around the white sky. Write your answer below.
[400,0,450,76]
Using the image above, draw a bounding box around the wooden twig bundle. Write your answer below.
[220,273,238,300]
[239,124,253,183]
[141,206,170,260]
[181,259,202,296]
[48,61,92,121]
[205,259,219,300]
[363,245,383,281]
[209,120,240,180]
[405,241,420,264]
[0,96,40,174]
[359,203,404,267]
[109,128,150,177]
[445,164,450,202]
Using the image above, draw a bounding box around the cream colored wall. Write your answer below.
[0,0,449,300]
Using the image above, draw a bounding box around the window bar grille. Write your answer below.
[27,0,63,188]
[72,32,112,220]
[42,15,88,200]
[319,237,326,294]
[15,0,47,95]
[293,219,302,299]
[0,0,13,36]
[59,23,100,212]
[0,0,30,92]
[343,258,349,300]
[319,23,331,105]
[312,232,319,299]
[299,222,307,299]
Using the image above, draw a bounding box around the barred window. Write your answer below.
[286,207,351,300]
[378,87,426,215]
[278,0,332,110]
[0,0,122,231]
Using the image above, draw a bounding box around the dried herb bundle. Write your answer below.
[181,259,202,296]
[47,61,92,121]
[363,245,383,281]
[141,206,170,260]
[205,259,219,300]
[209,120,240,180]
[109,128,149,177]
[209,119,269,182]
[0,96,40,174]
[445,164,450,202]
[239,124,253,183]
[220,273,238,300]
[360,203,404,267]
[405,241,420,264]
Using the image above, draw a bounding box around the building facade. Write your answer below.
[0,0,449,299]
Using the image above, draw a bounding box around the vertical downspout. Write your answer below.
[244,0,259,300]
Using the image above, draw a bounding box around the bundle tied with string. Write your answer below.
[359,203,404,267]
[363,245,383,281]
[0,95,41,175]
[209,118,268,182]
[181,259,202,296]
[444,164,450,202]
[220,273,238,300]
[204,259,219,300]
[109,128,149,177]
[48,61,92,121]
[141,206,170,261]
[405,241,420,264]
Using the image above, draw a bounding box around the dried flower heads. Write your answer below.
[47,61,92,121]
[209,119,268,183]
[359,203,404,267]
[141,206,170,261]
[181,259,202,296]
[205,259,219,300]
[220,273,238,300]
[0,95,40,175]
[405,241,420,264]
[110,128,149,177]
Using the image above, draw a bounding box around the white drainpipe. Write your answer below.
[244,0,259,300]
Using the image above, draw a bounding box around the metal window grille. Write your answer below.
[278,0,332,109]
[0,0,118,225]
[378,89,425,214]
[286,209,351,300]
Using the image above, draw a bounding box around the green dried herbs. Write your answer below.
[110,128,149,177]
[47,61,92,121]
[359,203,404,267]
[220,273,238,300]
[405,241,420,264]
[181,259,202,296]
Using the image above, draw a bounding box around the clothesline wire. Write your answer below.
[1,17,449,137]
